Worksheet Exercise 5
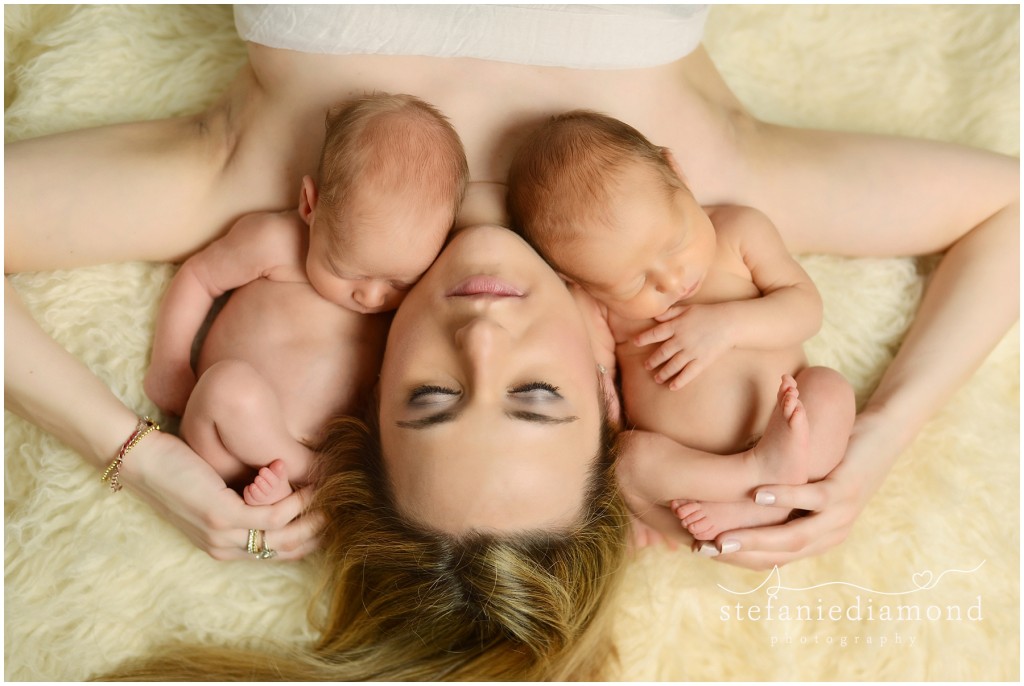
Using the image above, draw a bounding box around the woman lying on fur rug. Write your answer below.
[5,5,1018,681]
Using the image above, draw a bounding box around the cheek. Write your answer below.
[534,318,601,387]
[381,298,435,374]
[378,335,412,399]
[609,289,663,321]
[322,279,354,303]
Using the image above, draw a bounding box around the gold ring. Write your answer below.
[247,528,277,560]
[247,528,261,556]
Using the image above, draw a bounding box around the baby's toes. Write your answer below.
[266,459,288,481]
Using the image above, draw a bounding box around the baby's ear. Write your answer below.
[660,147,689,186]
[299,175,319,226]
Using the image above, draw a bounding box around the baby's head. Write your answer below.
[508,110,716,321]
[301,93,469,313]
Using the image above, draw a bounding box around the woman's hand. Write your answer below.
[119,429,324,561]
[7,282,323,562]
[699,409,897,569]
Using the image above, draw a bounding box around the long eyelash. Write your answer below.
[509,381,562,397]
[409,384,460,401]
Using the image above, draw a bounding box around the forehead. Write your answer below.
[321,212,449,278]
[557,190,683,286]
[338,230,442,276]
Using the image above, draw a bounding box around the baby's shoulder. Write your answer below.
[214,210,308,277]
[705,204,774,236]
[225,210,307,254]
[705,205,784,253]
[230,209,304,238]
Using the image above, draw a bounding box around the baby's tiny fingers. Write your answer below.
[654,305,688,322]
[645,345,677,371]
[633,322,674,347]
[659,362,692,389]
[665,359,703,390]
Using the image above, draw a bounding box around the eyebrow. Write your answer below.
[396,408,579,430]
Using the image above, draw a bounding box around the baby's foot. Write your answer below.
[672,499,792,541]
[243,459,292,506]
[751,375,810,487]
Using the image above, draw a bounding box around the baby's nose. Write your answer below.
[354,282,388,309]
[654,269,684,294]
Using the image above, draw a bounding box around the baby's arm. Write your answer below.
[144,212,307,415]
[636,206,822,389]
[713,205,823,348]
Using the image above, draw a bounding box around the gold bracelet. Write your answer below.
[101,416,160,493]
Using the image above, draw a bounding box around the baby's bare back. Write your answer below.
[196,279,387,443]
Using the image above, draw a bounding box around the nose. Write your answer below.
[652,264,685,295]
[352,282,389,310]
[454,317,511,390]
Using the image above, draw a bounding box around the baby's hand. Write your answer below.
[632,303,732,390]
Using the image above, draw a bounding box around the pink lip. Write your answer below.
[447,275,525,298]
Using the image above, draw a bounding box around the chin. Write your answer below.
[615,306,663,321]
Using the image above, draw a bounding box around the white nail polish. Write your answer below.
[755,491,776,506]
[696,542,720,557]
[720,539,741,554]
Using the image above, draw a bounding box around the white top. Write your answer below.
[235,4,709,69]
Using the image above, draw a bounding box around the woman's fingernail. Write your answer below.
[755,491,776,506]
[720,539,741,554]
[696,542,720,557]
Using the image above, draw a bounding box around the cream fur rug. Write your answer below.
[4,5,1019,681]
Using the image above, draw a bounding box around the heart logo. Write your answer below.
[912,570,933,589]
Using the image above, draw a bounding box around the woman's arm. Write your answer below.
[3,53,322,558]
[4,116,229,271]
[5,280,319,560]
[702,128,1019,568]
[705,197,1019,568]
[3,62,292,273]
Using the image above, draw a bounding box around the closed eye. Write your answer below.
[509,381,563,400]
[397,382,577,429]
[612,276,645,300]
[389,279,415,291]
[408,384,461,406]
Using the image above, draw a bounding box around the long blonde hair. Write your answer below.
[102,411,629,680]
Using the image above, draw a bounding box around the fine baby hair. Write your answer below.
[313,92,470,255]
[508,108,683,267]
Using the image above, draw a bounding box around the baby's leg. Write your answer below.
[677,369,855,540]
[617,375,810,538]
[672,375,811,540]
[793,366,856,480]
[181,359,315,506]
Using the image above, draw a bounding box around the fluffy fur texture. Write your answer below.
[4,5,1018,680]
